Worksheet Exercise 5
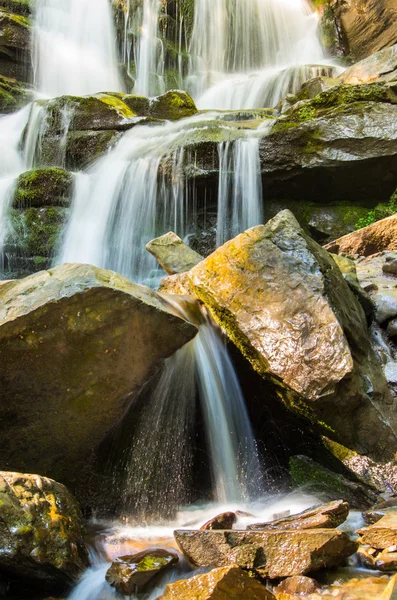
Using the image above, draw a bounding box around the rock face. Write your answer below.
[247,500,349,531]
[325,215,397,257]
[105,549,178,594]
[157,566,275,599]
[146,232,203,275]
[12,168,74,209]
[331,2,397,61]
[0,74,31,112]
[174,529,357,578]
[184,210,397,461]
[0,263,197,503]
[0,472,88,590]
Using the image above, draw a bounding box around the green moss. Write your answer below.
[13,168,74,209]
[149,90,198,120]
[137,555,169,571]
[0,0,31,16]
[355,193,397,230]
[0,74,31,112]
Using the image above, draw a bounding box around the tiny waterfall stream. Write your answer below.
[0,0,340,598]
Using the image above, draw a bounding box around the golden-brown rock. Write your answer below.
[174,529,358,578]
[357,514,397,549]
[156,566,275,599]
[201,512,237,530]
[274,576,320,596]
[325,214,397,257]
[105,549,178,594]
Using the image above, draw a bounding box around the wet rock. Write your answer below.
[382,573,397,598]
[12,168,74,209]
[0,74,31,113]
[274,575,320,595]
[296,76,339,101]
[331,254,374,319]
[358,545,397,572]
[0,263,197,505]
[364,499,397,525]
[201,512,237,531]
[186,210,397,461]
[0,471,88,590]
[0,9,31,81]
[146,232,203,275]
[105,549,178,594]
[174,529,357,578]
[357,514,397,550]
[63,129,122,170]
[247,500,349,531]
[149,90,197,121]
[289,456,378,509]
[156,565,274,599]
[333,4,397,63]
[0,1,32,17]
[323,437,397,496]
[354,252,397,327]
[325,215,397,257]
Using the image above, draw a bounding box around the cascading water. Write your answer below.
[33,0,123,97]
[188,0,329,108]
[134,0,165,97]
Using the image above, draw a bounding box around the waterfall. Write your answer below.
[134,0,164,97]
[33,0,123,97]
[188,0,328,108]
[121,301,263,519]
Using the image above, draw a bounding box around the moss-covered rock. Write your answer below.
[0,0,31,16]
[0,74,31,112]
[0,9,31,81]
[13,168,74,208]
[149,90,198,120]
[106,549,178,594]
[289,455,378,508]
[0,264,197,506]
[0,471,88,591]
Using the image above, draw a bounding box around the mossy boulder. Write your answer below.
[289,455,378,509]
[106,549,178,594]
[0,264,197,506]
[13,168,74,208]
[183,211,397,461]
[0,9,31,81]
[0,74,31,113]
[149,90,198,121]
[0,471,88,591]
[0,1,31,16]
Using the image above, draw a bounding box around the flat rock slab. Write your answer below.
[248,500,349,531]
[325,215,397,258]
[174,529,357,578]
[105,549,178,594]
[0,263,196,500]
[156,565,274,599]
[146,232,203,275]
[357,514,397,550]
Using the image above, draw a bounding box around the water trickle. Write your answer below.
[33,0,123,97]
[134,0,164,97]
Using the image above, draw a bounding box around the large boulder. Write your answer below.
[0,263,197,504]
[157,566,274,599]
[12,168,74,209]
[0,74,31,113]
[174,529,357,578]
[149,90,197,121]
[0,471,88,590]
[325,214,397,257]
[176,211,397,461]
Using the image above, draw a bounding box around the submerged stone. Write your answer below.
[247,500,349,531]
[174,529,357,578]
[0,471,88,590]
[105,549,178,594]
[156,565,274,599]
[0,263,197,506]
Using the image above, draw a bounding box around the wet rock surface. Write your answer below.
[274,575,320,596]
[247,500,349,531]
[185,210,397,460]
[201,512,237,531]
[157,565,275,599]
[105,549,178,594]
[0,471,88,591]
[174,529,357,578]
[0,263,197,506]
[325,215,397,257]
[357,514,397,549]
